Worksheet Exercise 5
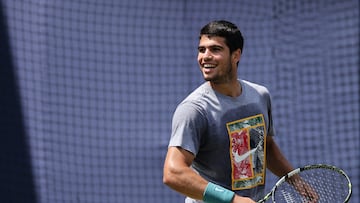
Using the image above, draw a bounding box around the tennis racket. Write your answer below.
[257,164,352,203]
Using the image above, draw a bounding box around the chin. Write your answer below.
[203,76,212,81]
[202,73,212,81]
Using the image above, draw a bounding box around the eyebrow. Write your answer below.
[197,45,224,50]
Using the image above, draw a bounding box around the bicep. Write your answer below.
[164,146,195,169]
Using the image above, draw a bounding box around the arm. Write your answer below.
[163,146,208,199]
[265,136,294,177]
[163,146,255,203]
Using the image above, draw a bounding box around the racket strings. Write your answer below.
[274,168,350,202]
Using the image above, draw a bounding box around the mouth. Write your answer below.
[202,63,216,69]
[201,63,216,75]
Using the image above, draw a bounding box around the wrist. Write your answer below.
[203,182,235,203]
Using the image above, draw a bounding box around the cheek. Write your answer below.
[197,54,202,64]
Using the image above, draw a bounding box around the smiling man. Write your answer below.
[163,20,294,203]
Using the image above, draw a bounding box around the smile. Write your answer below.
[203,64,216,68]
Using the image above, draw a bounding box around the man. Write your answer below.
[163,20,294,203]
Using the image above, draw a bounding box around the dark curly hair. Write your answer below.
[199,20,244,54]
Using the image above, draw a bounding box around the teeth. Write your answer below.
[204,64,216,68]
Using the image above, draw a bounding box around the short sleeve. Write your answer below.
[168,102,207,155]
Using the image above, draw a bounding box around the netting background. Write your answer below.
[0,0,359,202]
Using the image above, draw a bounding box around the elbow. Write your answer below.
[163,165,179,188]
[162,173,171,186]
[163,168,174,186]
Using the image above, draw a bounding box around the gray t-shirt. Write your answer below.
[169,79,275,202]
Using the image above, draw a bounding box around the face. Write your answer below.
[197,35,240,84]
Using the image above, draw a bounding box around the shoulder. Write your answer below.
[173,82,211,118]
[241,79,269,92]
[241,79,271,96]
[179,82,213,108]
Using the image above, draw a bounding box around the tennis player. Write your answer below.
[163,20,294,203]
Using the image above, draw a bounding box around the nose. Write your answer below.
[203,50,212,60]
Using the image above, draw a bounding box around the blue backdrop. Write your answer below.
[0,0,359,202]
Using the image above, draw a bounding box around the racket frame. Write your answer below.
[257,164,352,203]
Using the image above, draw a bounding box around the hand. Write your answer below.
[232,195,256,203]
[289,176,319,203]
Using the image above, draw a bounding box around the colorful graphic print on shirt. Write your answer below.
[226,114,266,190]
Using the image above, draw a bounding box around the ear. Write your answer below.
[232,49,241,64]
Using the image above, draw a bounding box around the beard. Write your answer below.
[203,62,234,84]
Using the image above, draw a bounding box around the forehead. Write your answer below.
[198,35,227,47]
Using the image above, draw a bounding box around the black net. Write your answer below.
[0,0,359,202]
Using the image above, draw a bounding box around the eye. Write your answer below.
[198,47,205,53]
[211,46,222,53]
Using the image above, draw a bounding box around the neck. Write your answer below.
[209,79,242,98]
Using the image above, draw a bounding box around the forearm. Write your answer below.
[163,147,255,203]
[266,137,294,177]
[163,163,208,199]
